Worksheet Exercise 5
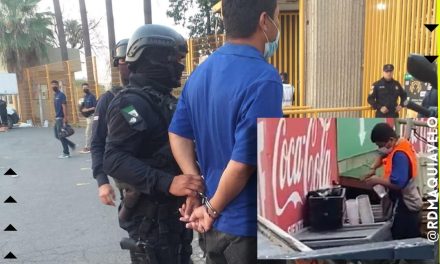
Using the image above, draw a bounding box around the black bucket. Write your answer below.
[307,187,346,231]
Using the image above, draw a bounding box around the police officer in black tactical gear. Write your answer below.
[91,38,129,206]
[368,64,407,117]
[103,24,203,264]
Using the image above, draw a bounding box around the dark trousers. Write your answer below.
[205,228,257,264]
[375,111,399,118]
[0,102,7,125]
[391,198,422,240]
[54,119,75,155]
[118,201,192,264]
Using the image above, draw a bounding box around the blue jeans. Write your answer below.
[54,119,75,155]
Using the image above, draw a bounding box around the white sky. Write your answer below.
[38,0,189,84]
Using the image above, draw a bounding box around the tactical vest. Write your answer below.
[115,86,181,190]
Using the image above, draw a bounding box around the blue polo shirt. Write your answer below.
[169,43,283,237]
[83,93,97,108]
[390,151,411,188]
[54,91,67,118]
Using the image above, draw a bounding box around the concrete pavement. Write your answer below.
[0,126,205,263]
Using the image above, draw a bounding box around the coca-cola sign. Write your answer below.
[258,118,339,234]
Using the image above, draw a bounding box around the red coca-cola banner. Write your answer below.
[257,118,339,234]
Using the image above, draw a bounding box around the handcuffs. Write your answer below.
[197,191,220,219]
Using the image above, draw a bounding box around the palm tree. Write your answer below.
[64,19,83,49]
[53,0,68,61]
[144,0,152,24]
[0,0,53,77]
[78,0,96,93]
[0,0,54,121]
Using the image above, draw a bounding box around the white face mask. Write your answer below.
[378,146,393,156]
[262,16,280,59]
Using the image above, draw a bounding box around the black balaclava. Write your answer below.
[118,63,130,86]
[129,48,184,89]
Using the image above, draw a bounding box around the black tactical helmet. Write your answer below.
[126,24,188,66]
[113,39,129,67]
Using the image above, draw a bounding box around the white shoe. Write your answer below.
[58,154,70,159]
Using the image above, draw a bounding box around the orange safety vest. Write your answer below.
[382,138,418,179]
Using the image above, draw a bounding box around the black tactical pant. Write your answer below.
[375,110,399,118]
[204,228,257,264]
[119,199,192,264]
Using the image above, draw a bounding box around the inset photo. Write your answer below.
[258,118,438,262]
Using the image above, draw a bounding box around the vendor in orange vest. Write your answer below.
[364,122,422,240]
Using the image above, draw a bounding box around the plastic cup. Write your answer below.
[356,195,374,224]
[373,184,387,198]
[345,199,360,225]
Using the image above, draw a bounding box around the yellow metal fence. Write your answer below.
[269,12,301,107]
[362,0,437,117]
[19,56,109,126]
[283,106,372,118]
[185,11,301,105]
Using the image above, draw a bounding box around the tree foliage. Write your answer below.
[52,17,102,51]
[167,0,224,38]
[0,0,54,78]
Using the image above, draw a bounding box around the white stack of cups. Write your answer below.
[345,199,360,225]
[356,194,375,224]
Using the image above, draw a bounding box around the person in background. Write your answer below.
[368,64,407,117]
[79,83,96,154]
[91,38,129,206]
[52,80,75,158]
[0,98,8,130]
[280,72,294,107]
[364,123,421,240]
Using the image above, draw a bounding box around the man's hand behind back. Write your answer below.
[186,205,215,233]
[179,196,201,222]
[380,106,389,114]
[98,183,116,206]
[169,174,204,197]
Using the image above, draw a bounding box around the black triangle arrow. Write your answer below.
[4,168,17,176]
[4,196,17,203]
[4,252,16,259]
[424,56,438,63]
[425,24,439,32]
[4,224,17,231]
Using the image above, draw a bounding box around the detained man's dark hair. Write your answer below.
[51,80,59,85]
[370,123,398,143]
[222,0,277,39]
